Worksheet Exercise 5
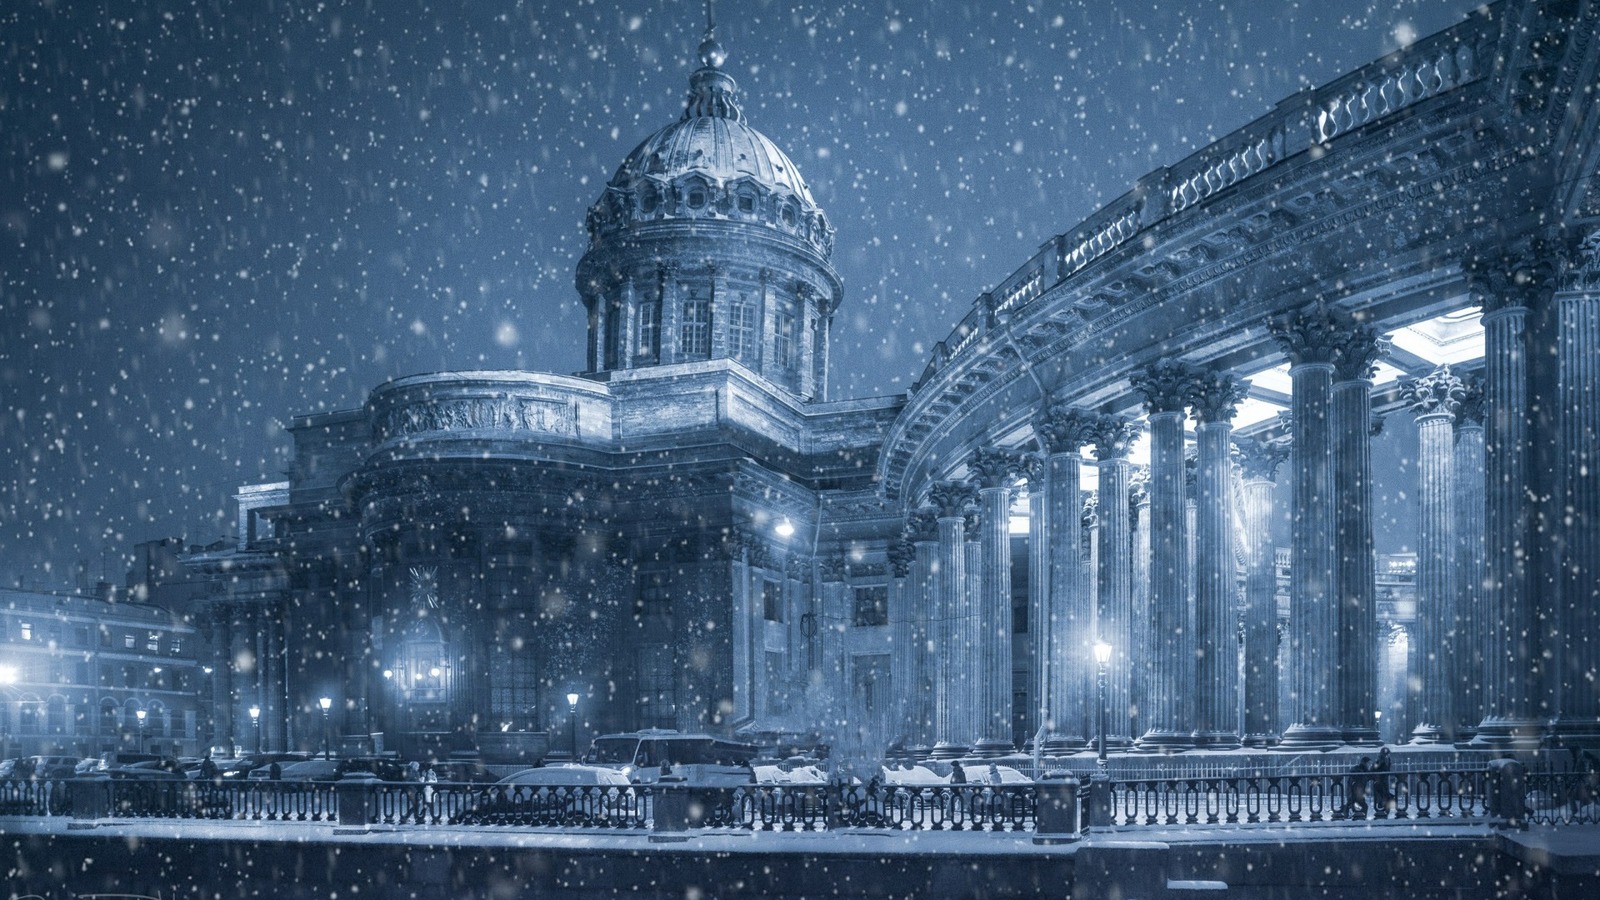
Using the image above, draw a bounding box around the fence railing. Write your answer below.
[4,764,1587,838]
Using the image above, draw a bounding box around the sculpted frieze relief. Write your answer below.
[378,396,577,442]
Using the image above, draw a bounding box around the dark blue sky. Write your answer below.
[1,0,1474,588]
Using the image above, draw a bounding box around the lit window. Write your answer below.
[19,622,31,642]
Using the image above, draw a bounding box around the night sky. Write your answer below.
[2,0,1476,589]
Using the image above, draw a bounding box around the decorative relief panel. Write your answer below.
[377,396,577,442]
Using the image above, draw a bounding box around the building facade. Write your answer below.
[0,589,203,759]
[180,1,1599,763]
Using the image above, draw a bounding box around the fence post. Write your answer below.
[650,775,689,842]
[1033,771,1081,844]
[336,773,378,831]
[1486,758,1527,830]
[1088,771,1113,830]
[68,775,111,828]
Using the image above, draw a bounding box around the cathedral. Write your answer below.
[184,0,1600,765]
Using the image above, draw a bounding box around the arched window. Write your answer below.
[640,185,661,214]
[687,188,706,210]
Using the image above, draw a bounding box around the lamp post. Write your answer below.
[318,696,333,759]
[1093,640,1112,767]
[249,705,261,755]
[135,708,148,754]
[566,692,580,762]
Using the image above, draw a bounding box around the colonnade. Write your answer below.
[891,234,1600,754]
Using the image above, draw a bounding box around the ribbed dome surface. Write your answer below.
[610,114,818,208]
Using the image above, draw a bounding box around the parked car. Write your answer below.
[427,761,500,784]
[107,757,187,780]
[222,752,310,780]
[91,752,165,773]
[335,756,411,782]
[450,765,634,825]
[273,759,344,782]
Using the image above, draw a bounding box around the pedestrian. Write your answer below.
[1372,746,1393,813]
[422,763,438,804]
[1335,757,1372,819]
[950,761,967,784]
[268,761,282,780]
[199,752,219,781]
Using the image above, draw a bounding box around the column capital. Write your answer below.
[1454,374,1486,428]
[1190,369,1250,424]
[1233,437,1290,481]
[818,551,848,582]
[1558,226,1600,292]
[1403,365,1465,419]
[1331,323,1387,382]
[1090,415,1141,461]
[1131,360,1201,415]
[967,446,1022,489]
[888,540,915,578]
[1035,404,1099,455]
[905,508,940,543]
[1466,241,1558,313]
[926,480,977,519]
[1268,303,1355,366]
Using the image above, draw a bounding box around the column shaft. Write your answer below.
[911,538,938,750]
[1046,453,1089,745]
[934,513,968,754]
[1413,401,1459,742]
[1193,420,1239,747]
[1556,287,1600,738]
[1285,361,1340,747]
[1140,410,1192,748]
[1096,458,1134,747]
[977,483,1014,753]
[1332,376,1379,745]
[1453,418,1486,736]
[1238,460,1282,745]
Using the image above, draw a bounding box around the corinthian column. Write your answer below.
[969,447,1021,755]
[1190,368,1249,749]
[1131,362,1198,750]
[1404,366,1465,742]
[1269,305,1345,749]
[927,480,976,756]
[906,510,941,752]
[1092,415,1140,749]
[1332,324,1385,746]
[1453,379,1486,738]
[1033,406,1100,748]
[1469,257,1550,748]
[1235,438,1289,746]
[1554,231,1600,742]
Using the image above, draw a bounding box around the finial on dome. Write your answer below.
[683,0,741,121]
[697,0,727,70]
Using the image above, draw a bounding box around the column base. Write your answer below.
[1276,723,1343,750]
[1190,731,1241,751]
[1409,723,1454,744]
[1241,732,1280,749]
[1551,716,1600,750]
[1134,729,1194,752]
[1341,727,1382,747]
[1469,716,1546,749]
[930,742,971,760]
[972,738,1013,758]
[1043,734,1088,753]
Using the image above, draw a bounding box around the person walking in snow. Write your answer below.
[1335,757,1371,819]
[1372,746,1394,814]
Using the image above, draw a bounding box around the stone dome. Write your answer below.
[610,114,819,210]
[583,38,833,260]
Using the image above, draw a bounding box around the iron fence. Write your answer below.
[1525,771,1600,826]
[1109,770,1489,826]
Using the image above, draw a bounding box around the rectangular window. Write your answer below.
[146,631,161,652]
[100,627,112,648]
[636,301,660,363]
[75,626,90,647]
[853,586,889,627]
[19,622,32,642]
[762,580,783,623]
[729,297,757,364]
[489,648,539,725]
[636,645,676,729]
[124,633,136,650]
[681,295,711,359]
[773,307,795,370]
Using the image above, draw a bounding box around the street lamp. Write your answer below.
[135,708,148,753]
[318,696,333,759]
[566,692,580,762]
[1093,640,1112,767]
[248,705,261,755]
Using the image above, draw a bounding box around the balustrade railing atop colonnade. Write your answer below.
[2,762,1594,836]
[913,4,1498,389]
